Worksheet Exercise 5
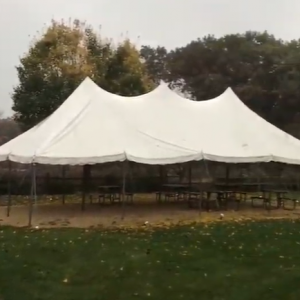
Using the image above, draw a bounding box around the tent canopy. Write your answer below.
[0,78,199,165]
[98,83,300,164]
[1,77,300,165]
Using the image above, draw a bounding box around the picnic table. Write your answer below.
[162,184,189,189]
[216,183,260,186]
[201,190,248,210]
[97,185,121,204]
[184,190,225,210]
[215,183,261,192]
[98,185,120,190]
[262,189,288,208]
[98,185,134,205]
[156,184,189,202]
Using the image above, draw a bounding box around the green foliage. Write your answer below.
[12,20,153,131]
[0,117,21,145]
[140,45,169,84]
[104,40,154,95]
[141,32,300,136]
[168,32,285,106]
[84,26,113,88]
[12,22,300,137]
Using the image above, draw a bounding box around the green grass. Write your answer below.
[1,221,300,300]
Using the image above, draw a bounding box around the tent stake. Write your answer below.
[6,161,12,217]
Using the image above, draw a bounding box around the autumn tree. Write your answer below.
[12,19,153,130]
[12,20,94,129]
[104,39,154,95]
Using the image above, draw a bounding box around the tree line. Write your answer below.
[1,20,300,187]
[5,19,300,139]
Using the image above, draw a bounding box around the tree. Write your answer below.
[166,31,300,131]
[12,20,97,130]
[12,19,153,130]
[104,39,154,95]
[84,26,113,89]
[0,117,21,145]
[269,39,300,136]
[140,45,169,84]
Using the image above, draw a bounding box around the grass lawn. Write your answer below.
[1,220,300,300]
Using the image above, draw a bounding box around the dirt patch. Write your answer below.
[0,199,300,229]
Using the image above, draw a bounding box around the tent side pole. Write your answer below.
[121,161,127,220]
[81,165,91,211]
[187,162,192,204]
[81,166,85,211]
[159,166,164,185]
[34,164,37,205]
[188,162,192,189]
[225,164,230,188]
[225,164,230,204]
[81,165,87,211]
[6,161,12,217]
[198,160,204,215]
[61,166,66,204]
[28,163,36,227]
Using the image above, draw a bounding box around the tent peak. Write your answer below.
[158,80,169,86]
[222,87,242,102]
[81,77,98,87]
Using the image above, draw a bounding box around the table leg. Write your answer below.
[277,193,283,208]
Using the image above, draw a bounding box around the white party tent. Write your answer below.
[0,78,199,165]
[3,77,300,226]
[1,77,300,165]
[93,81,300,165]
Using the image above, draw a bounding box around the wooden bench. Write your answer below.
[155,191,184,203]
[282,197,297,210]
[99,192,134,205]
[187,192,202,208]
[250,196,269,209]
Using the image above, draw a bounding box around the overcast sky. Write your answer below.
[0,0,300,116]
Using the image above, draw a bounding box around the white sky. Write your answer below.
[0,0,300,116]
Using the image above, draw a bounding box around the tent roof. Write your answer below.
[1,77,300,165]
[0,78,199,165]
[92,79,300,165]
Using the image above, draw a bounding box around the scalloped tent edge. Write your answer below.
[0,77,300,165]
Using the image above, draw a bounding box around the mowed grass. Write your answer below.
[1,220,300,300]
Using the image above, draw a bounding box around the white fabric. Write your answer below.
[0,78,199,165]
[91,81,300,165]
[1,77,300,165]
